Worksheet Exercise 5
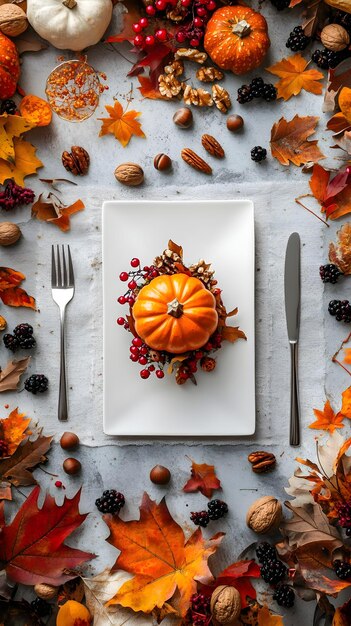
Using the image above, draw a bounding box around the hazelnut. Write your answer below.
[0,315,6,331]
[115,162,144,187]
[210,585,241,624]
[34,583,58,600]
[246,495,283,534]
[150,464,171,485]
[226,114,244,132]
[63,457,81,475]
[0,222,21,246]
[60,431,79,450]
[173,107,193,129]
[154,153,172,171]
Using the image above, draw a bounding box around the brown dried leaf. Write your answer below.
[302,0,328,37]
[0,357,30,392]
[280,502,343,551]
[270,115,325,167]
[0,435,52,489]
[16,35,47,55]
[329,223,351,274]
[325,58,351,113]
[332,130,351,155]
[168,240,183,259]
[32,193,84,232]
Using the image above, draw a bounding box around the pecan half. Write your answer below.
[62,146,90,176]
[248,451,276,473]
[181,148,212,174]
[202,134,225,159]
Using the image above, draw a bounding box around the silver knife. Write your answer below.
[284,233,301,447]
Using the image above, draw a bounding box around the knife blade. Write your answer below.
[284,232,301,446]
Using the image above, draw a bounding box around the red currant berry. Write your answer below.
[207,0,216,9]
[148,365,155,371]
[146,4,156,14]
[190,37,200,47]
[145,34,155,46]
[132,337,143,347]
[140,369,150,379]
[117,317,125,325]
[151,269,159,277]
[130,354,139,362]
[139,17,149,28]
[194,17,203,26]
[156,370,165,378]
[128,296,135,305]
[119,271,129,281]
[155,28,168,41]
[143,265,150,271]
[124,323,130,329]
[132,22,142,33]
[118,295,127,304]
[196,6,206,15]
[155,0,166,9]
[181,0,191,6]
[130,257,140,267]
[128,279,137,289]
[176,31,187,43]
[130,346,140,355]
[195,351,204,359]
[139,356,148,365]
[133,34,144,47]
[140,346,148,355]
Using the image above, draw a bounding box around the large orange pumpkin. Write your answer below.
[204,6,270,75]
[0,32,20,99]
[132,273,218,354]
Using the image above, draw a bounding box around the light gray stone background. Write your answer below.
[1,1,351,623]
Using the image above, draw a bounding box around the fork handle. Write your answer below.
[58,308,68,421]
[289,342,300,447]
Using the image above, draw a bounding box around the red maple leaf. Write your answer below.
[0,486,94,585]
[183,460,221,498]
[215,560,261,608]
[309,164,351,220]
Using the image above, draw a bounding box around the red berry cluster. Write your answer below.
[190,593,211,626]
[133,16,171,48]
[118,258,159,307]
[337,500,351,536]
[176,0,217,47]
[129,337,165,379]
[0,181,35,211]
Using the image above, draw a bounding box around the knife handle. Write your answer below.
[290,342,300,446]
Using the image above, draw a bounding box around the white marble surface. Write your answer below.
[1,1,350,622]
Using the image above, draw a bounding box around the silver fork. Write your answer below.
[51,245,75,421]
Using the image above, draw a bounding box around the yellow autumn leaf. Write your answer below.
[267,54,324,101]
[0,138,43,186]
[0,114,34,163]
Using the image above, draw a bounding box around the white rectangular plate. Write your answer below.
[103,200,255,436]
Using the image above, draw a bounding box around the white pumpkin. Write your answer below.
[27,0,113,51]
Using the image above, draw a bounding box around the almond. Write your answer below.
[181,148,212,174]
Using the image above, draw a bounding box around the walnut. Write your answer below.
[114,163,144,187]
[158,74,183,98]
[246,496,283,534]
[196,66,224,83]
[0,221,21,246]
[34,583,58,600]
[321,23,350,51]
[175,48,208,64]
[212,85,231,113]
[164,59,184,76]
[210,586,241,624]
[167,1,188,21]
[62,146,90,176]
[183,85,213,107]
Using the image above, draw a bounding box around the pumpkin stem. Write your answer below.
[62,0,77,8]
[232,19,251,38]
[167,298,184,318]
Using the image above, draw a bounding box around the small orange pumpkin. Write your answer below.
[19,94,52,127]
[0,31,20,98]
[132,273,218,354]
[204,5,270,75]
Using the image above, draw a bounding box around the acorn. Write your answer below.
[150,464,171,485]
[60,431,79,450]
[63,457,81,475]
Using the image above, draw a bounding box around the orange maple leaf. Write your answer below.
[344,348,351,364]
[270,115,325,166]
[258,606,284,625]
[340,386,351,419]
[0,267,35,309]
[98,101,146,148]
[104,493,224,616]
[267,54,324,101]
[137,76,166,100]
[31,194,84,232]
[309,400,344,434]
[0,408,30,456]
[183,460,221,498]
[328,87,351,136]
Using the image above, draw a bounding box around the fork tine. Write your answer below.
[67,245,74,287]
[56,244,62,287]
[62,245,68,287]
[51,245,57,287]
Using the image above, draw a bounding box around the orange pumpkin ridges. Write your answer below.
[204,6,270,76]
[132,274,218,354]
[0,32,20,99]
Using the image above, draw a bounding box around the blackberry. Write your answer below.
[190,510,210,527]
[207,499,228,520]
[269,0,290,10]
[312,48,345,70]
[0,439,9,457]
[24,374,49,394]
[334,10,351,33]
[30,597,52,617]
[273,584,295,608]
[320,264,343,284]
[328,299,351,323]
[256,542,278,564]
[14,323,36,349]
[286,26,310,52]
[95,489,125,514]
[262,83,277,102]
[3,333,19,352]
[251,146,267,162]
[333,559,351,580]
[260,559,287,584]
[0,99,17,115]
[237,84,253,104]
[251,77,264,98]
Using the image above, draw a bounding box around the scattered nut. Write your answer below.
[0,4,28,37]
[201,134,225,158]
[212,84,231,113]
[115,163,144,186]
[227,114,244,132]
[248,450,276,473]
[183,85,213,107]
[321,23,350,52]
[0,221,21,246]
[246,495,283,534]
[158,73,183,99]
[164,60,184,76]
[154,153,172,171]
[175,48,208,64]
[196,66,224,83]
[60,431,79,451]
[34,583,58,600]
[0,315,7,331]
[181,148,212,174]
[173,107,193,129]
[62,146,90,176]
[150,464,171,484]
[210,585,241,624]
[63,457,81,475]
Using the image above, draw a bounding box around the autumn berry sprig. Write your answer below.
[0,181,35,211]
